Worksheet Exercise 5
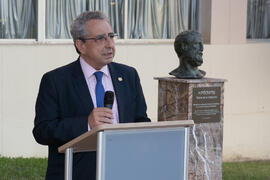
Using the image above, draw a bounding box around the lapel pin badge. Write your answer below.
[118,77,123,82]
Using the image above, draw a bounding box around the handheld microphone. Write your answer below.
[104,91,114,109]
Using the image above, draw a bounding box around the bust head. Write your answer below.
[170,31,206,79]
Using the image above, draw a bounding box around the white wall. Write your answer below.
[0,41,270,161]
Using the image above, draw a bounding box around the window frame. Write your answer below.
[0,0,197,44]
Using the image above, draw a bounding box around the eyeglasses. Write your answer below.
[81,33,118,43]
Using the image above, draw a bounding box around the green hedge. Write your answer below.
[0,157,270,180]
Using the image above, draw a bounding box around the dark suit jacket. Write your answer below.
[33,58,150,180]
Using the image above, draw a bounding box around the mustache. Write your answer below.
[103,48,113,54]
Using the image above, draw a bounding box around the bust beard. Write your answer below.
[169,56,206,79]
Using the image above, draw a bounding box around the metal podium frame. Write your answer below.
[58,120,194,180]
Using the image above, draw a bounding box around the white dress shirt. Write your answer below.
[80,57,119,130]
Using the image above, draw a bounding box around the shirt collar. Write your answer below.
[79,57,110,79]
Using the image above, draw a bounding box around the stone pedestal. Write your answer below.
[155,77,226,180]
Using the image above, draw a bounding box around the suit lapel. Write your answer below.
[70,61,127,121]
[108,63,126,123]
[71,59,94,112]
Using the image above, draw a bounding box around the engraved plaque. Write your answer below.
[192,87,221,123]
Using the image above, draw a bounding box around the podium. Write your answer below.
[58,120,194,180]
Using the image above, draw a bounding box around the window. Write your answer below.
[247,0,270,39]
[126,0,200,39]
[0,0,37,39]
[46,0,125,39]
[46,0,87,39]
[0,0,200,40]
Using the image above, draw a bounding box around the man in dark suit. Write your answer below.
[33,11,150,180]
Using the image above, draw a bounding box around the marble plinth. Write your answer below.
[155,77,226,180]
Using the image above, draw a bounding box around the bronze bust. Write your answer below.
[170,31,206,79]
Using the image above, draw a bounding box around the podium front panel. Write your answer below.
[97,127,189,180]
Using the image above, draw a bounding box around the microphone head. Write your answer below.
[104,91,114,109]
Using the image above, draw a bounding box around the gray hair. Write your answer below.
[70,11,109,42]
[70,11,109,54]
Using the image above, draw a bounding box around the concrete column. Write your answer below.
[201,0,247,44]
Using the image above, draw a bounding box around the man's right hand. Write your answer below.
[88,108,113,129]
